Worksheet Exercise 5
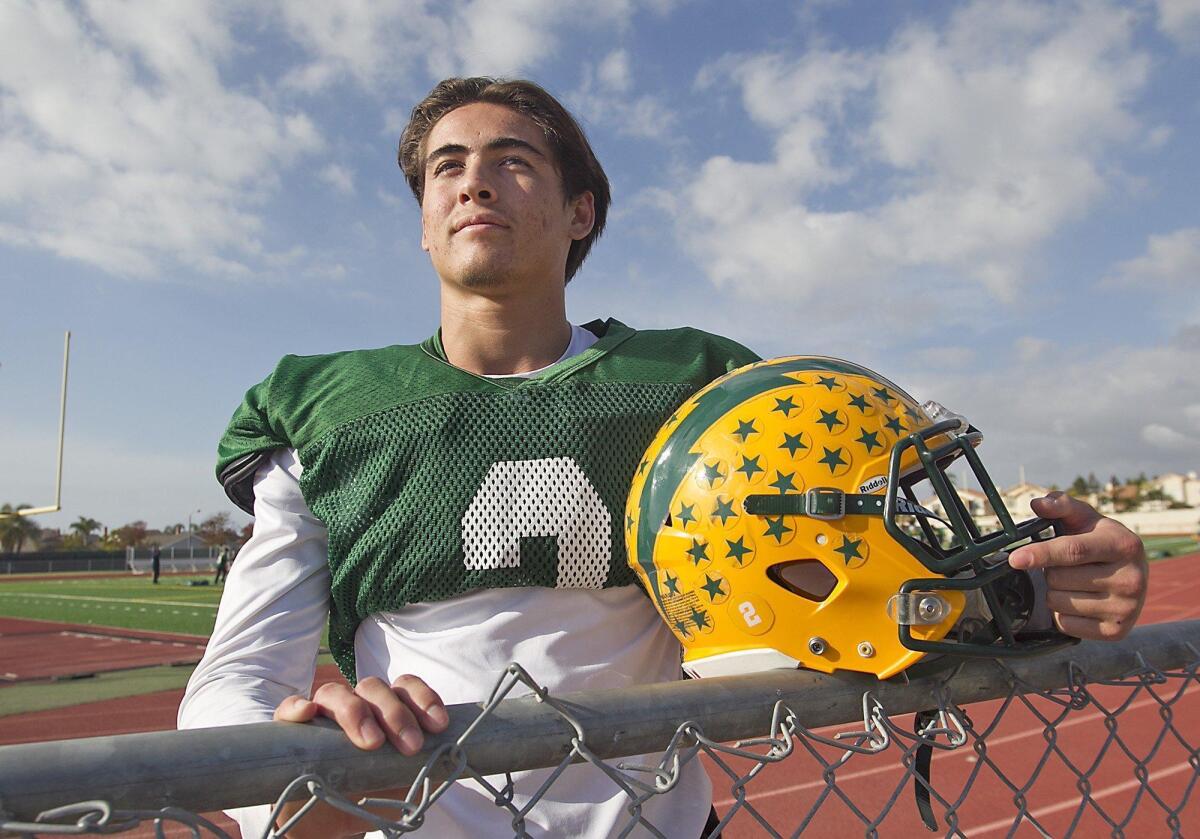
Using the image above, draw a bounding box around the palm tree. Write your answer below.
[69,516,103,544]
[0,504,40,554]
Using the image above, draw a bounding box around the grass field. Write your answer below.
[0,575,223,636]
[1142,535,1200,559]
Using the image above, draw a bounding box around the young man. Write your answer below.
[178,78,1148,838]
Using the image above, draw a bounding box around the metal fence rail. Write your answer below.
[1,619,1198,836]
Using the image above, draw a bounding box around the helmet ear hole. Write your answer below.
[768,560,838,602]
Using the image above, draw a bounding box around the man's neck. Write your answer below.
[439,288,572,376]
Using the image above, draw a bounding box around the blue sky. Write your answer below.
[2,0,1198,534]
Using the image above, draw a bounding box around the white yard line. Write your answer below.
[0,592,217,609]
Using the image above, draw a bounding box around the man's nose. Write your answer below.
[459,162,494,204]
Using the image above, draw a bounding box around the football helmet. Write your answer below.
[626,356,1073,680]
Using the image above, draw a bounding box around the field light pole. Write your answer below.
[187,509,201,560]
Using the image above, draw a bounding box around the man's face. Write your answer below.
[419,102,594,293]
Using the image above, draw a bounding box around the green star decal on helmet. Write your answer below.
[763,516,793,543]
[726,537,753,565]
[664,572,681,595]
[780,431,808,456]
[873,386,895,404]
[835,535,864,565]
[769,470,797,493]
[855,429,882,453]
[817,375,839,391]
[626,513,635,532]
[701,573,727,601]
[736,454,764,479]
[819,446,847,473]
[637,459,649,476]
[676,502,697,527]
[686,538,710,565]
[848,393,871,413]
[674,619,692,637]
[712,496,737,525]
[884,415,905,435]
[690,608,711,630]
[772,396,799,416]
[701,460,724,486]
[733,418,758,441]
[817,409,845,432]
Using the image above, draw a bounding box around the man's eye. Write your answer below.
[501,156,528,168]
[433,160,462,176]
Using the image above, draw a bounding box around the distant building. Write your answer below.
[1001,481,1052,520]
[1154,472,1200,507]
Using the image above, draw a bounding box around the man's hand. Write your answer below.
[275,674,449,754]
[271,675,449,838]
[1008,492,1148,641]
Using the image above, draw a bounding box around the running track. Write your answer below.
[0,553,1196,836]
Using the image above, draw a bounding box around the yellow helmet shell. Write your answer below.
[626,356,966,680]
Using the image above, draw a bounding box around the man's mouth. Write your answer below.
[454,215,507,233]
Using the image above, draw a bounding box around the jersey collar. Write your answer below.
[419,318,636,389]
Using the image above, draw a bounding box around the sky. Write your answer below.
[1,0,1198,535]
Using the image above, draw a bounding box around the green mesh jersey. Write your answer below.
[217,318,758,681]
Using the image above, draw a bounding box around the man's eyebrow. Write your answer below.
[425,137,547,168]
[485,137,547,159]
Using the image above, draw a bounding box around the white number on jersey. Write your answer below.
[462,457,612,588]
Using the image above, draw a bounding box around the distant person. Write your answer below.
[150,544,161,585]
[214,546,231,585]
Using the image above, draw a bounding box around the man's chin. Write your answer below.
[459,270,506,289]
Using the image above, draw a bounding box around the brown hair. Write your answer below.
[399,77,610,283]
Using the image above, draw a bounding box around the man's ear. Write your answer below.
[568,191,595,241]
[420,218,430,252]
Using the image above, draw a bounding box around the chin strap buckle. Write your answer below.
[805,487,845,520]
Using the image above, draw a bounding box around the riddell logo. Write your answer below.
[859,475,888,494]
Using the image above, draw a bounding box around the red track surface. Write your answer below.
[708,551,1200,836]
[0,617,207,682]
[0,553,1195,837]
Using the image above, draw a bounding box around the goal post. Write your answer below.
[0,331,70,519]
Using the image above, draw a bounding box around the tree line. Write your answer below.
[0,505,246,555]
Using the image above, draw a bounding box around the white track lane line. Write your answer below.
[711,692,1194,807]
[964,760,1195,835]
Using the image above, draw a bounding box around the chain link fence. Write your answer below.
[1,619,1198,837]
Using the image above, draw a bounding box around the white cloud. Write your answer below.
[1156,0,1200,46]
[569,49,679,142]
[915,329,1200,487]
[675,0,1151,329]
[0,1,323,279]
[1142,422,1197,450]
[1105,227,1200,288]
[1015,336,1053,362]
[1186,404,1200,430]
[320,163,356,195]
[272,0,659,87]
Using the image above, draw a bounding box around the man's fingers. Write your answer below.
[273,694,320,723]
[1044,563,1145,595]
[1028,491,1103,533]
[354,677,425,755]
[1045,588,1139,621]
[1053,611,1134,642]
[309,681,386,750]
[392,674,450,732]
[274,676,449,757]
